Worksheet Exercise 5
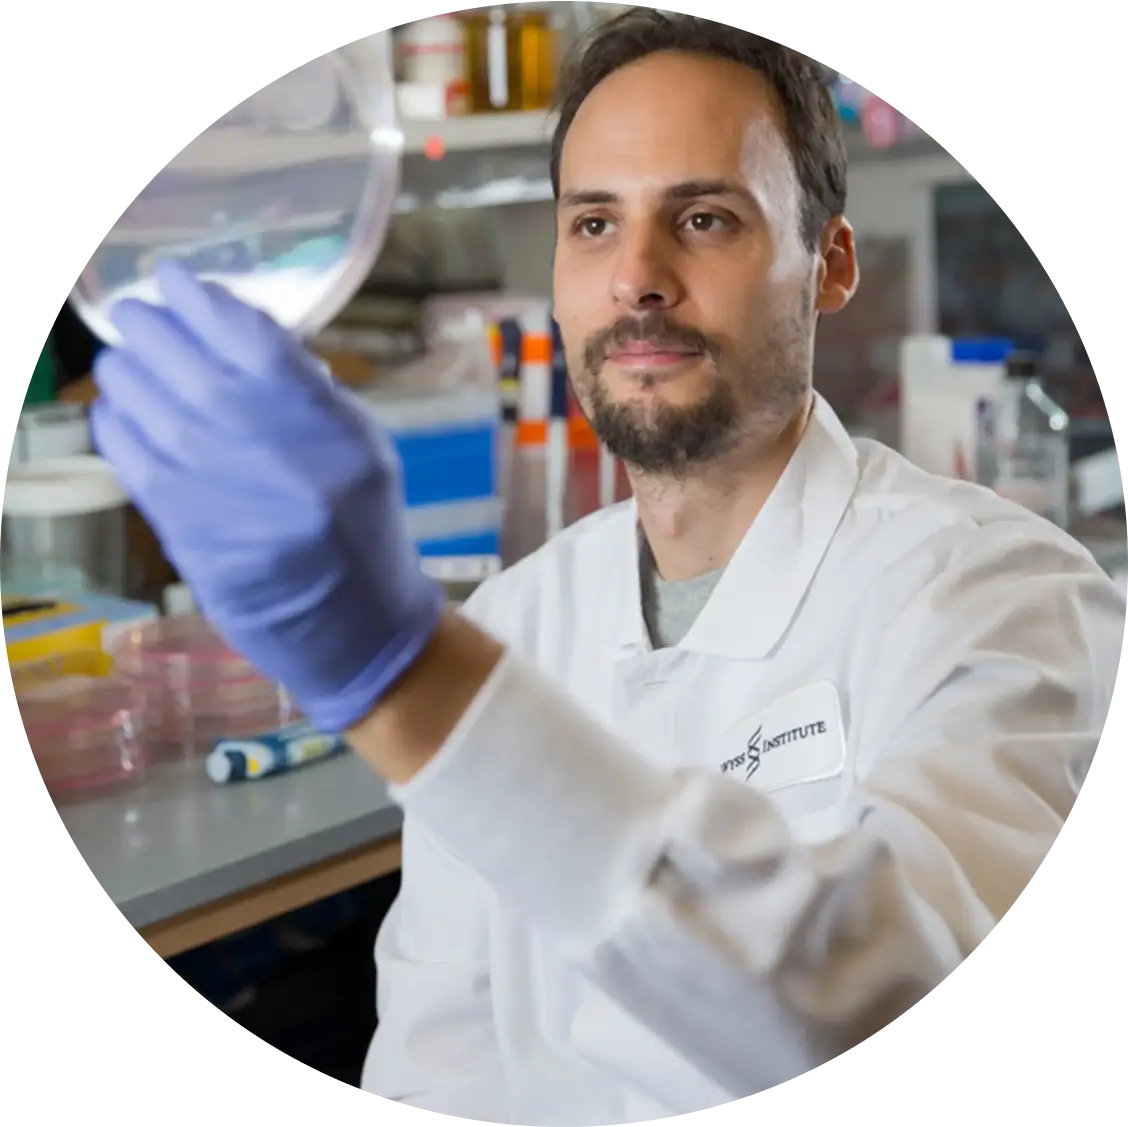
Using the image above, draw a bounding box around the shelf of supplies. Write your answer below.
[131,106,948,180]
[398,108,949,161]
[401,110,558,155]
[120,115,551,178]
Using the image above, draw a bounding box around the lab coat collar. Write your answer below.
[607,394,861,660]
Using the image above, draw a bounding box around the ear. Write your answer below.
[814,216,859,315]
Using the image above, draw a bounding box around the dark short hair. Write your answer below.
[550,8,848,250]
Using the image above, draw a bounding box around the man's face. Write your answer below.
[553,50,856,476]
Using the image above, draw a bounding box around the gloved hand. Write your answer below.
[91,261,446,734]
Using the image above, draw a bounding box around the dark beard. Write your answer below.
[576,309,809,477]
[587,375,743,477]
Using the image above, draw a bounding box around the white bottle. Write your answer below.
[398,16,469,118]
[899,335,1012,480]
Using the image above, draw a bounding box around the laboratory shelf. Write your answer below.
[402,111,558,155]
[155,111,554,175]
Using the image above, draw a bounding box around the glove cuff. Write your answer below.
[304,581,447,733]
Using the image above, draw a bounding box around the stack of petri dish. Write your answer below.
[14,651,148,795]
[110,615,300,761]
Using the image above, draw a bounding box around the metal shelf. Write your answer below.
[131,102,945,184]
[401,111,558,155]
[400,107,945,160]
[394,112,949,215]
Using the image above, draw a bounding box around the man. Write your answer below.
[91,9,1123,1126]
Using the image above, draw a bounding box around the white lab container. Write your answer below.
[8,403,91,473]
[2,456,129,596]
[398,15,469,118]
[899,335,1008,479]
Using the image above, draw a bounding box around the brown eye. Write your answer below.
[684,212,727,233]
[573,215,617,239]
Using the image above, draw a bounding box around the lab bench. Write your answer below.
[48,520,1128,962]
[58,752,403,959]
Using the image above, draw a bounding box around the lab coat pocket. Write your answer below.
[716,680,850,844]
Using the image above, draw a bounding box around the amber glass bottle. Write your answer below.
[462,6,556,112]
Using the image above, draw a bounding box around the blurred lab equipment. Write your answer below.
[899,335,1010,480]
[8,402,90,470]
[511,301,560,550]
[1074,445,1124,525]
[353,360,504,559]
[2,455,129,596]
[395,15,471,120]
[344,307,502,564]
[462,5,558,113]
[428,292,626,559]
[4,406,94,568]
[111,614,300,761]
[13,650,148,796]
[975,351,1071,527]
[4,591,158,667]
[162,582,197,617]
[421,553,503,604]
[0,562,90,599]
[70,32,403,345]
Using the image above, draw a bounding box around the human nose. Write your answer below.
[609,221,685,312]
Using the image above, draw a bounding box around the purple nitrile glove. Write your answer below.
[91,261,445,733]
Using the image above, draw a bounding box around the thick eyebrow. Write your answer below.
[558,179,759,211]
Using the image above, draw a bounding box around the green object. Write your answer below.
[25,337,58,406]
[270,235,348,272]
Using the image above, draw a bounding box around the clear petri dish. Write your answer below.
[113,613,259,680]
[71,31,403,345]
[111,614,300,760]
[14,651,148,796]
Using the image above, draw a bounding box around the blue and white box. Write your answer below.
[354,384,503,559]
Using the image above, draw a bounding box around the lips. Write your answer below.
[608,342,702,364]
[614,342,695,355]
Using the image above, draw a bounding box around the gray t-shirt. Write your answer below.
[640,542,726,649]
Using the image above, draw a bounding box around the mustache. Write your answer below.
[582,313,720,372]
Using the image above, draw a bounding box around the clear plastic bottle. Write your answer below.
[976,351,1071,527]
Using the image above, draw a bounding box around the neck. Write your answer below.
[630,393,813,582]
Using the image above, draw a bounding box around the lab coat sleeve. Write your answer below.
[361,585,508,1121]
[391,525,1125,1102]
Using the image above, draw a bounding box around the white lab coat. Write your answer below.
[361,395,1124,1125]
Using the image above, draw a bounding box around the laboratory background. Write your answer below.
[4,3,1123,1090]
